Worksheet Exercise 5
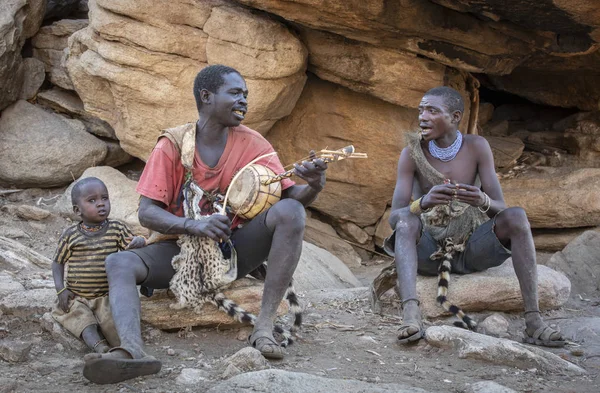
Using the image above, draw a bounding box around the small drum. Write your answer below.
[226,164,282,220]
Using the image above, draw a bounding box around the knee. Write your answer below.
[105,252,138,280]
[268,199,306,232]
[496,207,530,234]
[392,210,421,237]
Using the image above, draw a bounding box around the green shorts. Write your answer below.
[383,217,511,276]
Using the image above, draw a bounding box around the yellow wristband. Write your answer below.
[57,287,67,295]
[409,198,422,215]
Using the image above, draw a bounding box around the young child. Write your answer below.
[51,177,145,353]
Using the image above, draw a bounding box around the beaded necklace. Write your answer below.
[79,220,108,233]
[428,131,462,162]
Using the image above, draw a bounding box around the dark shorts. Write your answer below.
[125,210,275,290]
[383,217,511,276]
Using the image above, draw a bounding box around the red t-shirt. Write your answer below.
[136,125,295,229]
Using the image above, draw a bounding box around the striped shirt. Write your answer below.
[54,220,134,298]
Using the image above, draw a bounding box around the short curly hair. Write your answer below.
[71,177,106,206]
[193,65,241,112]
[423,86,464,115]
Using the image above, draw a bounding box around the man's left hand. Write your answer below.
[454,183,485,207]
[293,150,327,192]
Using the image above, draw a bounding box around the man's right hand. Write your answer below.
[184,215,232,242]
[58,289,74,312]
[421,183,457,209]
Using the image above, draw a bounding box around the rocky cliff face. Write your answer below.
[1,0,599,250]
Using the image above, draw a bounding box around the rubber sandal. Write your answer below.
[82,347,162,384]
[248,332,285,360]
[522,326,566,348]
[397,323,424,345]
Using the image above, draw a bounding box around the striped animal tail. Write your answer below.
[285,282,303,331]
[436,258,477,330]
[433,239,477,331]
[210,293,295,347]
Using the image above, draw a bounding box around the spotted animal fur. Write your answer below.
[430,238,477,330]
[168,179,302,345]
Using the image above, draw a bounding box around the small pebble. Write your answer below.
[167,348,176,356]
[571,348,585,357]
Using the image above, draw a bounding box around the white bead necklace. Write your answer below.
[428,131,462,162]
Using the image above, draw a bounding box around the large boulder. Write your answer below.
[377,259,570,318]
[0,236,52,274]
[546,231,600,297]
[304,217,362,268]
[54,166,146,235]
[66,0,307,160]
[0,100,107,188]
[207,369,433,393]
[141,241,360,330]
[501,167,600,229]
[32,18,89,90]
[0,0,46,110]
[19,57,45,100]
[268,76,416,226]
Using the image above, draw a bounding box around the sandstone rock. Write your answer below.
[54,166,146,235]
[293,242,362,291]
[204,6,307,79]
[32,19,88,90]
[304,218,362,268]
[478,313,509,337]
[207,369,432,393]
[222,347,269,373]
[36,88,117,139]
[546,231,600,297]
[380,259,570,318]
[0,0,45,110]
[478,103,494,127]
[374,208,393,248]
[16,205,51,221]
[176,368,210,385]
[336,221,370,245]
[19,57,45,100]
[466,381,516,393]
[0,100,107,188]
[484,136,524,168]
[300,28,472,123]
[425,326,585,375]
[0,288,55,319]
[0,274,25,298]
[102,139,133,167]
[66,0,306,159]
[501,167,600,229]
[40,312,88,351]
[305,287,369,306]
[481,120,509,137]
[0,236,52,273]
[533,227,600,252]
[141,278,289,330]
[221,364,242,380]
[269,76,416,226]
[0,228,30,240]
[0,340,33,363]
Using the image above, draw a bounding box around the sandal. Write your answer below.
[397,323,424,345]
[82,347,161,384]
[522,326,566,348]
[248,331,285,360]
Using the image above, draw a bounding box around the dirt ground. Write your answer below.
[1,185,599,393]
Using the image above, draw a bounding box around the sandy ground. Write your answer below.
[1,187,598,393]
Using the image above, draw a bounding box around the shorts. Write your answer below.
[51,295,120,347]
[126,209,275,291]
[383,217,511,276]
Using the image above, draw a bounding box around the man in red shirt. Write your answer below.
[83,65,328,384]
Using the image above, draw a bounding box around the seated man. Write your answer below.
[386,86,565,347]
[83,64,328,384]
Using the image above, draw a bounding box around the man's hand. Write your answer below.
[125,236,146,250]
[421,183,457,209]
[184,215,232,242]
[293,150,328,192]
[58,289,75,312]
[454,183,486,207]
